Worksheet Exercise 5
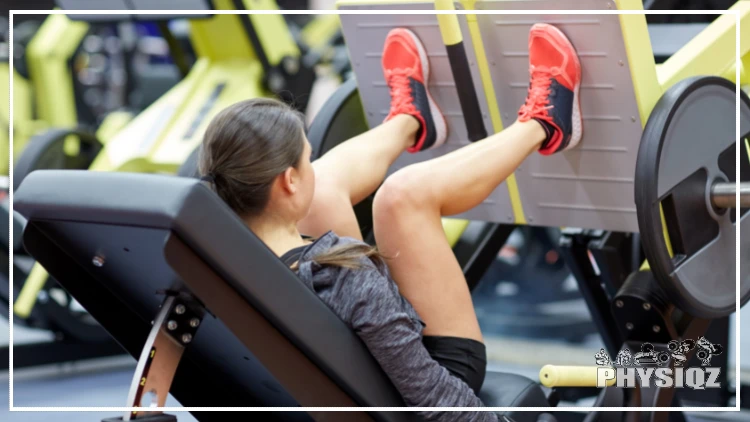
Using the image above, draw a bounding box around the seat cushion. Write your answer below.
[480,372,551,422]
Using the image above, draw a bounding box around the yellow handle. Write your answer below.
[435,0,463,46]
[539,365,616,388]
[14,263,50,318]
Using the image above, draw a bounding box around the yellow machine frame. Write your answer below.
[0,14,88,175]
[0,62,12,175]
[24,14,89,157]
[1,67,42,175]
[3,14,139,176]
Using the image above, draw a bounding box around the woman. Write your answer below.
[198,23,582,421]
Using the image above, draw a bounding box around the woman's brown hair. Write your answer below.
[199,98,384,271]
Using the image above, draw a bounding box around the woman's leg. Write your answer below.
[374,120,545,341]
[298,28,448,240]
[374,23,582,341]
[298,115,418,240]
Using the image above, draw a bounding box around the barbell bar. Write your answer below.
[711,182,750,209]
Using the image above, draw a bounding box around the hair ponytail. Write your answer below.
[307,243,386,273]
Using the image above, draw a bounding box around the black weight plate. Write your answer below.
[635,76,750,319]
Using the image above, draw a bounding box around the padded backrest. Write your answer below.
[15,170,414,421]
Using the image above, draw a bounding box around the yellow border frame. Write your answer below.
[658,1,750,90]
[458,0,527,223]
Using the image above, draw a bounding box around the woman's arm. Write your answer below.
[345,267,498,422]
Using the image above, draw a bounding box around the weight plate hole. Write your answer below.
[660,169,720,262]
[661,194,686,257]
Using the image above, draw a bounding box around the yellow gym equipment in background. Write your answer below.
[1,13,139,177]
[12,0,306,321]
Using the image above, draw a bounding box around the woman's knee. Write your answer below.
[373,168,432,219]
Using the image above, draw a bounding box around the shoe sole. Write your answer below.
[538,24,583,151]
[401,28,448,151]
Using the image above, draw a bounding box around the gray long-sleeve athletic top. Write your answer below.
[284,231,498,422]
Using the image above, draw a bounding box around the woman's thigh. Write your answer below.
[373,175,483,342]
[297,162,363,240]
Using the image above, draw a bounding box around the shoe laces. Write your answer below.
[386,68,417,115]
[518,65,557,121]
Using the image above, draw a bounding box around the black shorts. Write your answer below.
[423,335,487,394]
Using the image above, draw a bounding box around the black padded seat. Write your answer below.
[480,372,552,422]
[15,171,552,421]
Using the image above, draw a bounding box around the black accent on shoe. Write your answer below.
[409,77,437,151]
[546,78,575,152]
[533,117,557,149]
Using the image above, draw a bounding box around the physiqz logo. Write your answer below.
[595,337,723,390]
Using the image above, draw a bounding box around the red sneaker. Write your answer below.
[518,24,582,155]
[382,28,447,153]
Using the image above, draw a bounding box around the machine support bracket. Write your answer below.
[103,294,203,422]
